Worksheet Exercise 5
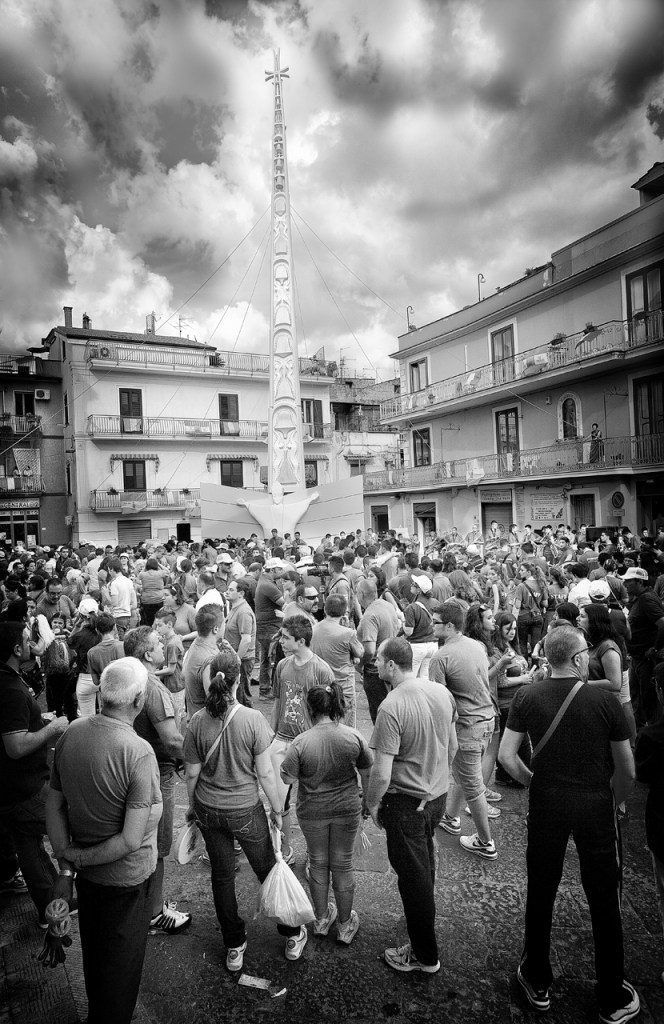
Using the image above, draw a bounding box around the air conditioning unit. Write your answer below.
[35,389,50,401]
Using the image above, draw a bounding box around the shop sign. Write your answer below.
[530,493,565,522]
[478,489,512,503]
[0,501,40,511]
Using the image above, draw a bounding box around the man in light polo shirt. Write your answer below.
[101,558,134,638]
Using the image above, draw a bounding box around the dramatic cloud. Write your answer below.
[0,0,663,377]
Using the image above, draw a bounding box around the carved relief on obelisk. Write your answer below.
[265,50,305,494]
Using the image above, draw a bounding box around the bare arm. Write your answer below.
[256,748,283,827]
[587,648,622,693]
[366,749,394,828]
[45,787,76,870]
[185,761,202,820]
[154,717,183,759]
[3,716,68,760]
[237,632,253,661]
[64,803,155,868]
[498,728,533,787]
[610,738,635,806]
[361,640,376,668]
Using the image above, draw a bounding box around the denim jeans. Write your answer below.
[630,651,656,727]
[238,657,254,707]
[517,614,542,660]
[380,792,446,966]
[76,871,156,1024]
[363,668,389,724]
[257,635,276,697]
[299,812,360,921]
[158,767,177,859]
[0,782,58,916]
[46,671,78,721]
[451,719,494,801]
[522,785,627,1015]
[194,799,299,948]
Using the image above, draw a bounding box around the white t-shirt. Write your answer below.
[109,574,134,618]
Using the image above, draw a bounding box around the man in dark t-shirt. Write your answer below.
[624,566,664,726]
[499,624,636,1022]
[255,560,285,700]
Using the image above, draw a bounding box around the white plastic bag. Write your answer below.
[255,825,315,927]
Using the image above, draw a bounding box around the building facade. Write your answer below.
[0,349,67,548]
[46,312,396,546]
[364,164,664,547]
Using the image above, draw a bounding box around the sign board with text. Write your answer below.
[530,493,565,522]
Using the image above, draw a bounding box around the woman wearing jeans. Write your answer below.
[183,671,304,971]
[280,683,373,944]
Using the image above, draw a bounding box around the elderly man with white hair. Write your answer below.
[45,657,162,1024]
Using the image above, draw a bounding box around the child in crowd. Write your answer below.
[155,607,185,724]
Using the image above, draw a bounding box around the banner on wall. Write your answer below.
[478,489,512,503]
[530,492,565,522]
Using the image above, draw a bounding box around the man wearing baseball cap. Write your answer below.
[403,575,437,678]
[624,566,664,726]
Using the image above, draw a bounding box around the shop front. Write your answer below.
[0,500,40,547]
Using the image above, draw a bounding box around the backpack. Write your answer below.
[42,637,71,675]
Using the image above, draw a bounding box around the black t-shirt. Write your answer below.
[0,667,50,808]
[507,676,630,792]
[635,721,664,862]
[627,590,664,655]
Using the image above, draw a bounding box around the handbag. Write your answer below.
[532,680,584,758]
[522,582,544,624]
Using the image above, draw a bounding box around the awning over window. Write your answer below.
[206,453,259,470]
[110,453,160,470]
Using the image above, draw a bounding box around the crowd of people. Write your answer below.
[1,518,664,1024]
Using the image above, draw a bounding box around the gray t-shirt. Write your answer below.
[281,721,374,819]
[50,716,162,887]
[356,600,401,671]
[225,602,256,660]
[311,619,362,688]
[370,678,456,801]
[273,653,335,741]
[183,705,273,812]
[429,633,494,726]
[184,635,218,717]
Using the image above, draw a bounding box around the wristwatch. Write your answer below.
[59,868,75,878]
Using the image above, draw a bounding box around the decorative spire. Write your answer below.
[265,49,304,497]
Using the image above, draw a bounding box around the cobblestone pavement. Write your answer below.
[2,682,663,1024]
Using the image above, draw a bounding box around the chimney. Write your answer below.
[63,306,73,327]
[145,311,156,335]
[82,313,91,329]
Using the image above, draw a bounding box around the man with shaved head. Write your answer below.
[46,657,162,1024]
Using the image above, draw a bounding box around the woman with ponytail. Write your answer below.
[183,666,304,971]
[280,682,374,946]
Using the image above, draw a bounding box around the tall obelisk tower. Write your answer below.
[265,50,305,498]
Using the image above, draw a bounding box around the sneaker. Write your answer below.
[38,898,78,930]
[313,902,337,937]
[226,939,247,972]
[464,803,501,819]
[459,833,497,860]
[439,814,461,836]
[337,910,360,945]
[150,900,192,934]
[485,788,503,803]
[598,981,640,1024]
[384,942,440,974]
[283,846,296,867]
[285,925,308,961]
[516,964,550,1012]
[0,870,28,895]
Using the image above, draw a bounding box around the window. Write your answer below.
[305,461,318,487]
[219,394,239,421]
[626,259,663,343]
[634,374,664,436]
[119,389,143,434]
[61,339,66,362]
[409,359,428,393]
[220,460,243,488]
[301,399,324,438]
[490,325,515,383]
[122,460,146,491]
[495,408,519,454]
[349,461,363,477]
[15,392,35,416]
[558,393,581,440]
[66,464,72,496]
[63,391,69,427]
[413,428,431,467]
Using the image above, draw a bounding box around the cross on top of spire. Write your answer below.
[265,48,289,82]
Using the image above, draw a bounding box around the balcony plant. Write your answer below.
[550,331,567,345]
[181,487,191,495]
[108,487,118,495]
[154,487,163,495]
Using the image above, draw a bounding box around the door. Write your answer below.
[176,523,191,542]
[371,504,389,533]
[491,326,515,384]
[117,519,152,547]
[627,260,663,344]
[481,502,511,537]
[413,501,436,548]
[570,495,595,531]
[120,389,143,434]
[219,394,240,435]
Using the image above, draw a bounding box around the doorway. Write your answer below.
[371,504,389,534]
[570,494,596,531]
[176,523,191,543]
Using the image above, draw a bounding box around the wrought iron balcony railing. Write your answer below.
[0,414,42,435]
[0,475,44,494]
[363,433,664,491]
[381,313,663,421]
[85,342,339,379]
[90,487,201,511]
[88,415,269,439]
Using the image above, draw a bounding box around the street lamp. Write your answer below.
[477,273,486,302]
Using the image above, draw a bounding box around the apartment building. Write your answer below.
[45,311,396,546]
[364,163,664,548]
[0,348,67,547]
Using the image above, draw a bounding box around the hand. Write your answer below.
[367,803,382,831]
[50,716,69,737]
[184,806,196,824]
[51,872,75,905]
[269,808,283,830]
[64,845,84,870]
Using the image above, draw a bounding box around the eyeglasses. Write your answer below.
[574,644,594,655]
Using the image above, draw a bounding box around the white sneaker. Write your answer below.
[337,910,360,945]
[226,939,247,972]
[459,833,497,860]
[313,902,337,936]
[285,925,308,961]
[149,900,192,934]
[464,803,501,819]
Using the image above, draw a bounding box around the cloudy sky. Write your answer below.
[1,0,664,379]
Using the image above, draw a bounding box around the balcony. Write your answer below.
[0,475,45,494]
[0,414,42,436]
[333,414,399,434]
[88,415,268,440]
[85,342,338,380]
[90,488,200,512]
[381,313,663,422]
[302,422,332,440]
[363,433,664,492]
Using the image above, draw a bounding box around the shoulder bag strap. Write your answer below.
[203,702,242,768]
[532,680,585,758]
[523,581,542,608]
[414,600,433,622]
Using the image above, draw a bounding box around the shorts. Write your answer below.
[451,720,494,802]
